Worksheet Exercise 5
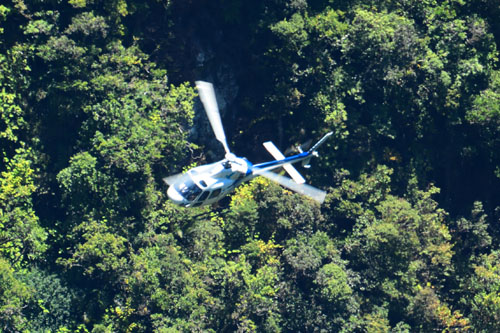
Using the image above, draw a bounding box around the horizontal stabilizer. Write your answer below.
[263,141,306,184]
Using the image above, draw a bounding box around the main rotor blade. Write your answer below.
[263,141,306,184]
[195,81,231,157]
[258,170,327,204]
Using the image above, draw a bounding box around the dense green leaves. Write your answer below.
[1,0,500,331]
[0,149,47,264]
[0,257,31,331]
[465,250,500,332]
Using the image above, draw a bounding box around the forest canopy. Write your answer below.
[1,0,500,331]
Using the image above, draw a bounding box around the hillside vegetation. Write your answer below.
[1,0,500,331]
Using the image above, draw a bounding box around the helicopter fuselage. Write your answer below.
[167,156,252,207]
[167,151,311,207]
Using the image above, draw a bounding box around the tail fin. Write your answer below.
[308,132,333,154]
[302,132,333,168]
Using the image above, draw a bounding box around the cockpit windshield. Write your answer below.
[176,178,202,201]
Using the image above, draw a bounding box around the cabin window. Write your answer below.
[198,191,210,202]
[209,188,222,199]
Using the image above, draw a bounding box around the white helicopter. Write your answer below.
[164,81,333,207]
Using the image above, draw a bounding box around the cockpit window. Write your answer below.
[176,179,202,201]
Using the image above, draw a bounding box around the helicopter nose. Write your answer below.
[167,186,187,205]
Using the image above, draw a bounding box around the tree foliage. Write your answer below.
[0,0,499,331]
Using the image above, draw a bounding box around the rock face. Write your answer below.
[188,40,240,162]
[165,4,253,162]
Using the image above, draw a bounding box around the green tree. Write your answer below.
[328,166,460,329]
[279,231,357,332]
[0,257,31,331]
[125,233,217,332]
[464,250,500,332]
[227,239,282,332]
[0,149,47,265]
[23,267,76,332]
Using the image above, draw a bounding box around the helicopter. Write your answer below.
[164,81,333,207]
